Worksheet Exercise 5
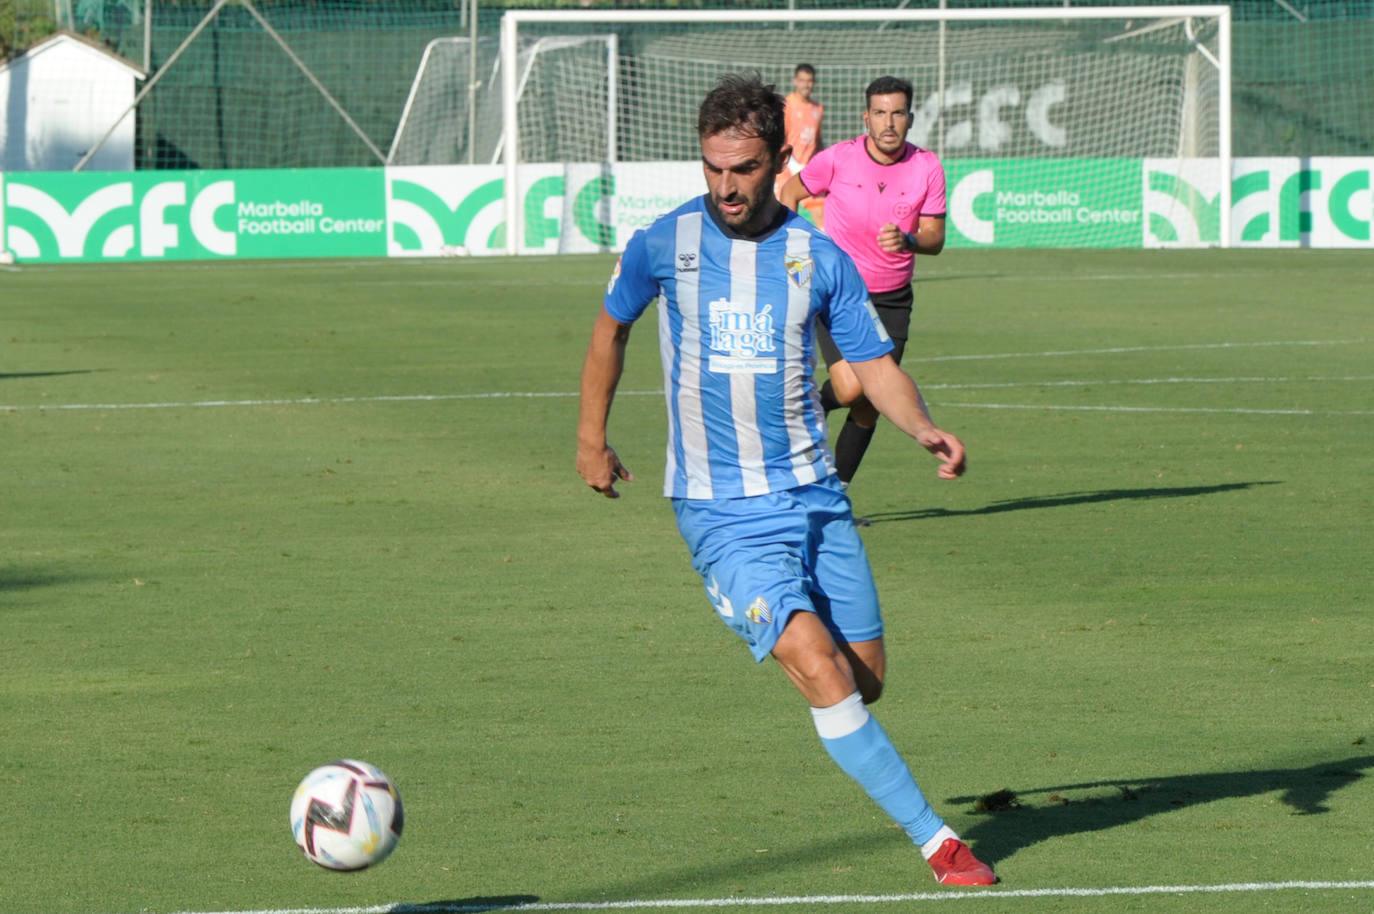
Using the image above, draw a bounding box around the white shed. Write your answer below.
[0,31,145,172]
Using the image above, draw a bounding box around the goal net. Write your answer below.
[389,33,616,166]
[498,6,1231,250]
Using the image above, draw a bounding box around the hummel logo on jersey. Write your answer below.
[707,576,734,618]
[677,252,698,273]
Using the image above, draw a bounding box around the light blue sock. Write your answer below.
[811,692,945,846]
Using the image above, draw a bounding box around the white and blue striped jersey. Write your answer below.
[605,196,893,500]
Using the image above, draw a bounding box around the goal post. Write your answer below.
[499,5,1231,253]
[389,32,618,167]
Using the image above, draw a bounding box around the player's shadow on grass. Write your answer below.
[0,566,93,594]
[392,896,539,913]
[401,832,898,911]
[390,755,1366,911]
[949,752,1373,865]
[864,481,1279,524]
[912,272,1009,286]
[0,369,101,380]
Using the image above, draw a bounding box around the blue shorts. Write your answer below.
[672,475,882,662]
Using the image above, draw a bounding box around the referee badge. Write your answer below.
[784,255,814,289]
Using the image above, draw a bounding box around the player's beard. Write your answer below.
[711,180,776,235]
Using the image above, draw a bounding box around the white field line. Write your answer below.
[2,342,1368,415]
[0,390,627,412]
[983,272,1352,282]
[0,258,1337,280]
[5,376,1373,416]
[4,384,1373,416]
[4,385,1372,417]
[273,271,1322,287]
[0,256,574,274]
[905,338,1365,364]
[934,375,1374,389]
[940,403,1374,417]
[165,880,1374,914]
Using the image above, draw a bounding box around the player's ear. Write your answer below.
[776,143,793,172]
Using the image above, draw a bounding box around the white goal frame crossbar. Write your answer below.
[499,5,1231,253]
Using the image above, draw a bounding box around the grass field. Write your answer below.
[2,249,1371,914]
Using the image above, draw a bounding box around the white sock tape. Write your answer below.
[809,691,870,740]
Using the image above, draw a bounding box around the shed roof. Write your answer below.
[2,30,146,79]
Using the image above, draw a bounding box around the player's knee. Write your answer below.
[789,650,850,695]
[775,634,857,705]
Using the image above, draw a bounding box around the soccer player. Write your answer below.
[775,63,826,226]
[576,72,994,887]
[779,75,947,493]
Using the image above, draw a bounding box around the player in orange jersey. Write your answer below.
[776,63,826,226]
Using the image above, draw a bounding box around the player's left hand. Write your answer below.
[915,428,966,479]
[577,443,634,498]
[876,222,908,254]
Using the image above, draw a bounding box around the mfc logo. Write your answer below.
[4,179,236,260]
[385,170,617,255]
[1145,159,1373,247]
[911,82,1067,152]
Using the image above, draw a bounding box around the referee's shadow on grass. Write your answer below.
[948,753,1374,865]
[863,481,1280,524]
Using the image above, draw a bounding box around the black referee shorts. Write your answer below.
[816,283,914,368]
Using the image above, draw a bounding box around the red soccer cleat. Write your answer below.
[927,838,997,886]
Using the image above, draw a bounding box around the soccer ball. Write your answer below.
[290,760,404,870]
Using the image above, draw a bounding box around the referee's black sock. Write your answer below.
[835,417,877,485]
[819,379,842,414]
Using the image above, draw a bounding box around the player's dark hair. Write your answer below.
[697,72,787,159]
[865,75,913,112]
[794,63,816,77]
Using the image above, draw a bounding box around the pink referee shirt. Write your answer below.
[798,136,946,294]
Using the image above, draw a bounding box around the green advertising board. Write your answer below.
[1,158,1369,263]
[945,159,1142,248]
[1,168,386,263]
